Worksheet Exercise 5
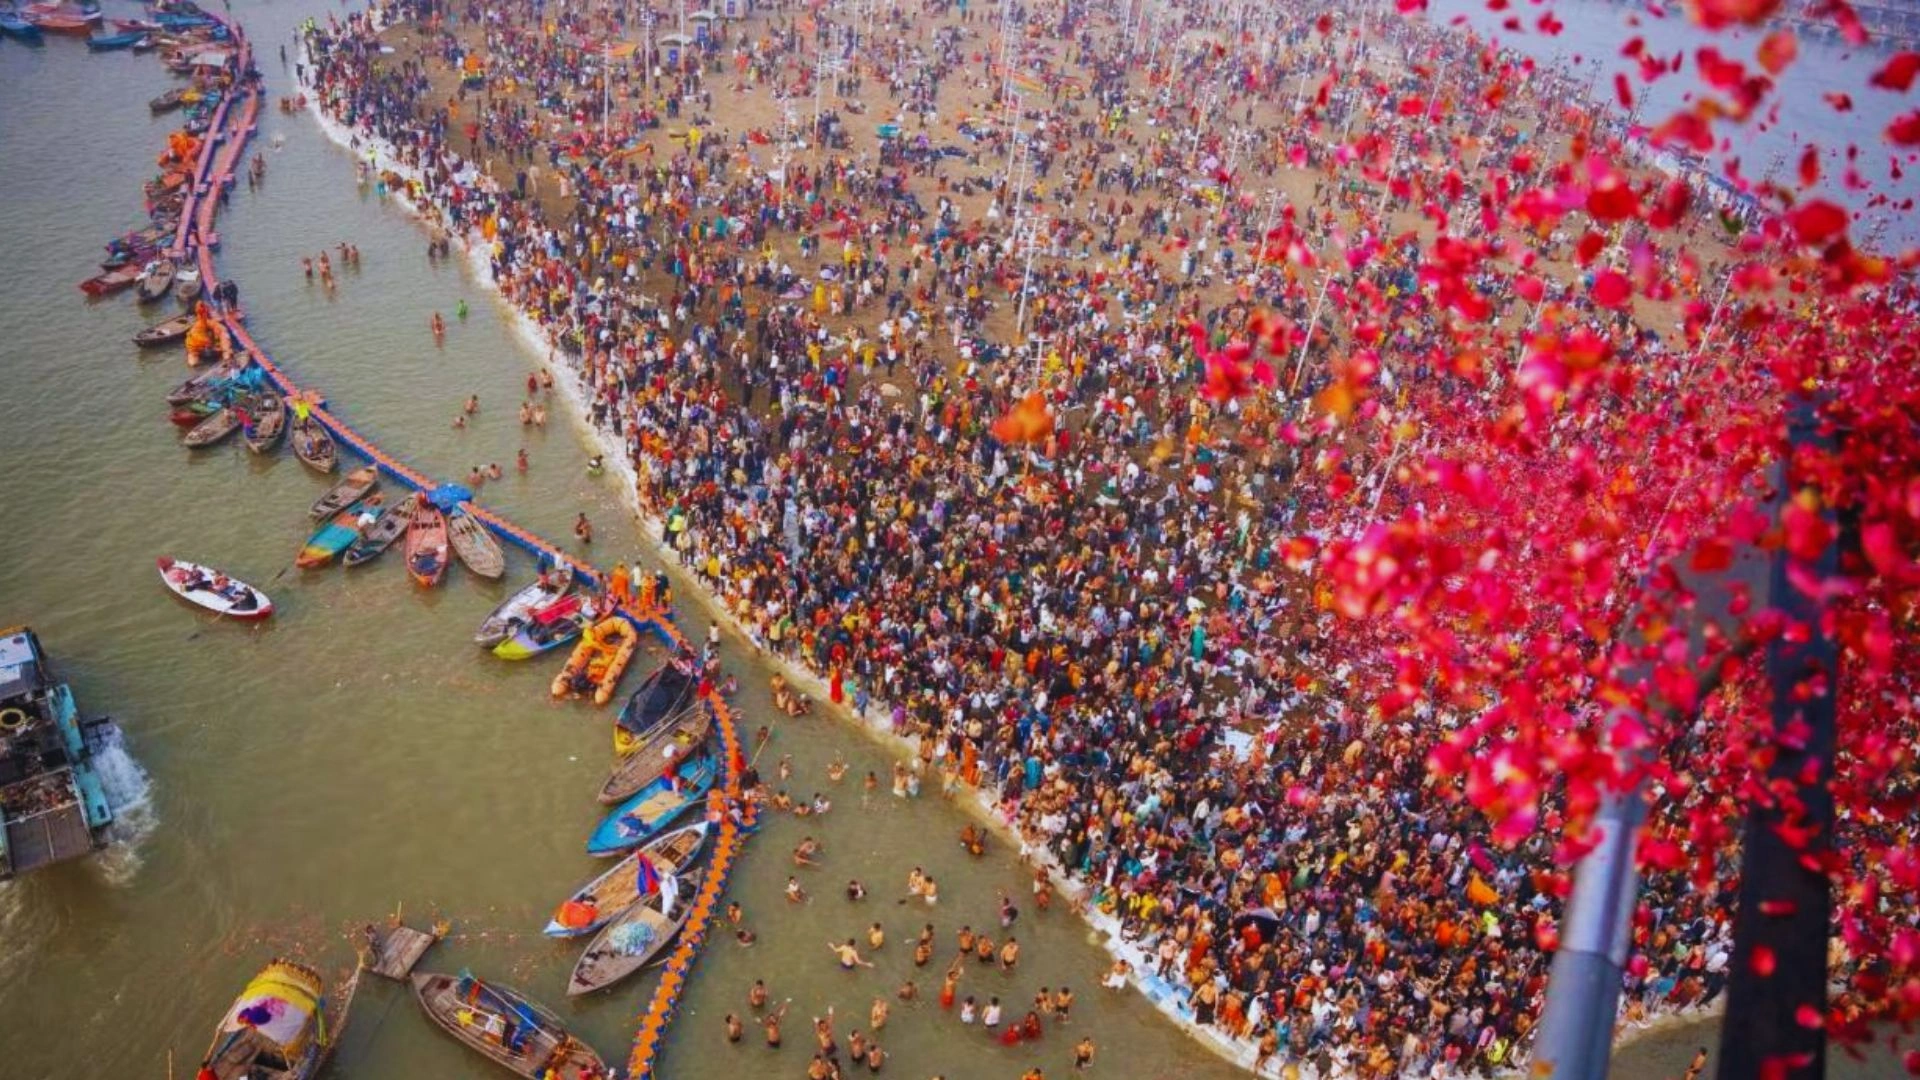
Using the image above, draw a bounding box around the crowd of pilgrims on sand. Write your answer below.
[296,0,1845,1073]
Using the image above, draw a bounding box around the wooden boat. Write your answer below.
[86,29,145,48]
[585,753,718,857]
[545,822,708,937]
[289,415,336,474]
[310,465,379,520]
[404,503,449,587]
[164,362,238,405]
[133,312,194,348]
[447,511,505,580]
[491,594,590,660]
[27,12,93,34]
[155,11,215,30]
[145,172,189,200]
[175,266,204,302]
[80,263,142,296]
[474,564,574,648]
[135,258,176,304]
[601,704,712,805]
[157,557,271,620]
[613,663,696,743]
[296,500,376,570]
[550,615,641,705]
[170,400,219,427]
[566,863,709,996]
[241,393,286,454]
[201,958,357,1080]
[410,971,607,1080]
[182,406,241,448]
[343,492,417,568]
[150,87,187,112]
[0,12,45,42]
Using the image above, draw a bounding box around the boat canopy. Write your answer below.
[218,961,323,1055]
[0,628,48,703]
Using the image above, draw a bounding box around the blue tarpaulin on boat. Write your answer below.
[427,485,472,510]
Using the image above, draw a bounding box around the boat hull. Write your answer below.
[157,557,272,620]
[585,755,717,857]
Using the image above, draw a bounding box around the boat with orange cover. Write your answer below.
[551,615,641,705]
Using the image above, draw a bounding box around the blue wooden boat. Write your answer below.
[86,29,145,49]
[0,12,45,42]
[585,754,716,857]
[295,499,374,569]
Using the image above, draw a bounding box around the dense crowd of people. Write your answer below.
[298,0,1793,1074]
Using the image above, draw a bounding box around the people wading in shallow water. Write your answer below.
[574,512,593,545]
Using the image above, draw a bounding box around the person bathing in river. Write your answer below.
[771,672,812,716]
[833,933,879,968]
[959,823,986,857]
[574,512,593,544]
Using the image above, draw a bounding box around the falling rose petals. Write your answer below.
[1786,199,1849,244]
[1685,0,1783,29]
[1889,110,1920,146]
[1590,269,1633,309]
[1756,30,1798,75]
[1871,51,1920,92]
[1586,160,1641,222]
[1798,145,1821,188]
[1751,945,1777,977]
[989,392,1054,445]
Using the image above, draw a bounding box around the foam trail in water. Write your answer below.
[90,731,158,886]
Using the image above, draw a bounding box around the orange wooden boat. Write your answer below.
[405,503,449,587]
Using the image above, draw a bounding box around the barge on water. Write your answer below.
[0,626,117,878]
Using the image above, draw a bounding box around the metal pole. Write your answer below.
[1015,217,1042,343]
[1288,270,1333,393]
[1533,399,1834,1080]
[1716,397,1840,1080]
[1531,781,1650,1079]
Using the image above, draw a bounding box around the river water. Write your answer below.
[0,2,1903,1079]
